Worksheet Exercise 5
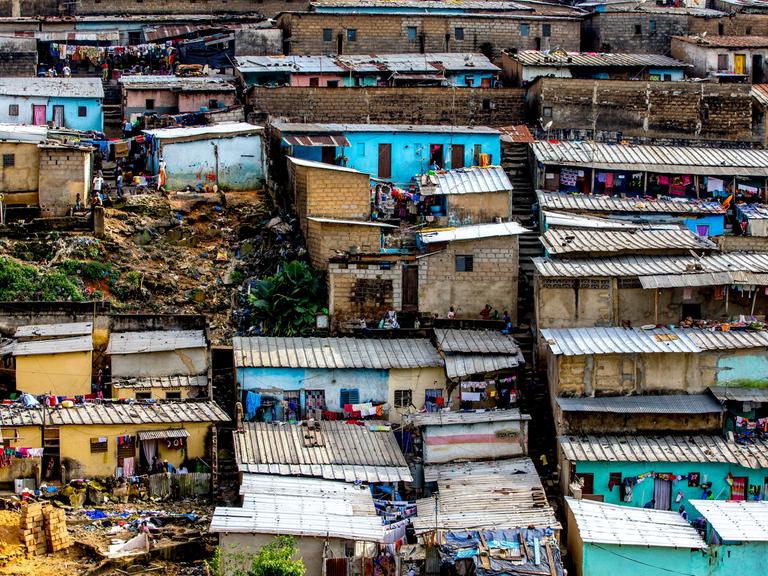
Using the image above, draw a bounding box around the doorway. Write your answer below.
[321,146,336,164]
[734,53,747,75]
[336,33,343,55]
[402,264,418,312]
[753,55,765,83]
[52,105,64,128]
[653,477,672,510]
[32,104,46,126]
[43,427,60,482]
[429,144,444,169]
[377,143,392,178]
[305,389,326,420]
[451,144,465,169]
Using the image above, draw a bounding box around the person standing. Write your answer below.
[116,172,123,198]
[92,170,104,198]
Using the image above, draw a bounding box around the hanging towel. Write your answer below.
[245,391,261,420]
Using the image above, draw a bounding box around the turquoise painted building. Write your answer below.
[559,434,768,521]
[566,497,709,576]
[274,121,501,186]
[0,77,104,132]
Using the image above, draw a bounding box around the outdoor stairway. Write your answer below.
[102,80,123,134]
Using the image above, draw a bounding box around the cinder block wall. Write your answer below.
[251,86,527,126]
[328,262,402,327]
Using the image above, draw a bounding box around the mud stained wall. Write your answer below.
[446,191,511,224]
[110,348,208,378]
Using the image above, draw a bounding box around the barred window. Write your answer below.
[90,437,108,453]
[394,390,412,408]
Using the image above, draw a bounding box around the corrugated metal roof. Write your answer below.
[0,77,104,98]
[282,134,351,147]
[411,457,560,532]
[137,428,190,440]
[288,156,363,174]
[690,500,768,542]
[409,408,530,427]
[566,498,707,549]
[14,322,92,339]
[499,124,535,143]
[334,52,499,74]
[674,35,768,49]
[312,0,528,9]
[233,421,412,483]
[540,327,701,355]
[417,166,512,196]
[144,24,228,42]
[536,191,726,214]
[232,337,443,369]
[419,221,530,244]
[236,55,344,74]
[709,386,768,403]
[556,394,723,414]
[0,124,48,143]
[435,329,521,354]
[511,50,688,68]
[559,434,768,469]
[638,272,735,289]
[0,400,229,427]
[686,329,768,350]
[13,335,92,356]
[532,141,768,177]
[542,210,644,229]
[34,31,120,42]
[273,121,500,135]
[210,475,384,541]
[308,216,398,228]
[143,122,262,140]
[541,228,717,256]
[106,330,206,355]
[533,251,768,278]
[444,354,523,378]
[110,374,208,389]
[120,75,236,91]
[752,84,768,107]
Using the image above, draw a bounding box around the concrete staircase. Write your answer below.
[102,80,122,136]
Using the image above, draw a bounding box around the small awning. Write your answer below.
[137,429,190,441]
[282,134,350,147]
[35,31,121,42]
[639,272,733,289]
[392,73,444,82]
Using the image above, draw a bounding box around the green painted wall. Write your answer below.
[582,543,708,576]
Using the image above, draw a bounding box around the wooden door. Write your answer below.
[735,54,747,75]
[32,104,46,125]
[326,558,348,576]
[377,143,392,179]
[321,146,336,164]
[451,144,465,169]
[402,264,418,311]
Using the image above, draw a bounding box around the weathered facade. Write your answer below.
[671,35,768,83]
[0,37,36,76]
[250,86,527,126]
[528,78,752,143]
[327,259,404,328]
[37,143,92,217]
[120,76,237,119]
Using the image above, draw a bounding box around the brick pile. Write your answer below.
[18,502,72,557]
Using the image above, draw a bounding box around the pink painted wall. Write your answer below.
[291,74,346,87]
[179,91,237,113]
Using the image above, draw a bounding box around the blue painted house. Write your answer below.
[232,336,445,423]
[566,498,709,576]
[274,121,501,186]
[143,122,266,191]
[0,77,104,132]
[559,433,768,521]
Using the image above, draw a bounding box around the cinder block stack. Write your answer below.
[43,505,72,553]
[19,502,47,557]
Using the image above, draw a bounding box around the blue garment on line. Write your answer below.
[245,391,261,420]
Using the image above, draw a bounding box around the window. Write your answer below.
[634,24,641,34]
[346,28,357,42]
[394,389,413,408]
[718,22,724,35]
[542,23,551,37]
[543,106,553,118]
[717,54,729,71]
[747,26,752,35]
[464,75,474,87]
[357,142,366,156]
[135,392,151,400]
[649,19,656,32]
[455,27,464,40]
[165,392,181,399]
[90,437,108,453]
[340,388,360,407]
[577,472,595,494]
[663,74,672,81]
[2,154,14,167]
[117,435,135,466]
[128,31,142,45]
[455,255,474,272]
[78,106,87,117]
[520,23,529,37]
[323,28,333,42]
[407,26,417,41]
[425,389,443,412]
[208,99,219,109]
[145,98,155,110]
[309,77,320,87]
[327,80,339,87]
[8,104,18,116]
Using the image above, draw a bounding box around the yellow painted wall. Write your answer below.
[387,367,447,424]
[15,350,92,396]
[0,425,41,485]
[0,141,38,194]
[59,421,211,478]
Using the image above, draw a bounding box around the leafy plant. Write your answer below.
[0,257,84,302]
[39,271,83,301]
[248,537,305,576]
[247,261,327,336]
[58,259,115,282]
